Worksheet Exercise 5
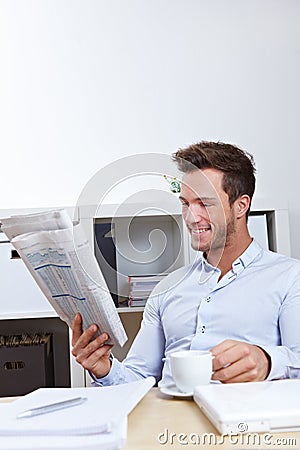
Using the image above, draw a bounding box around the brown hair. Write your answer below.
[173,141,256,216]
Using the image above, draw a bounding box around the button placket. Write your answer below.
[195,288,213,337]
[200,291,213,333]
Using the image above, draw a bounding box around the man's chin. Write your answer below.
[191,241,210,253]
[191,239,226,254]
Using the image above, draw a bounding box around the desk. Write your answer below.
[125,388,300,449]
[1,389,300,449]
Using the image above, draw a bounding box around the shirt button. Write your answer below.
[201,325,206,333]
[206,296,211,302]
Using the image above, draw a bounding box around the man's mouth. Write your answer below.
[191,226,211,235]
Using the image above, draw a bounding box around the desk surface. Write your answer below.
[125,388,300,449]
[1,389,300,449]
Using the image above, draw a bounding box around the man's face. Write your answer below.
[179,168,236,254]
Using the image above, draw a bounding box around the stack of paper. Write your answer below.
[128,274,167,307]
[0,377,155,449]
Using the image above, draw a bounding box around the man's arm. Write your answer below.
[262,269,300,380]
[211,267,300,382]
[71,293,166,385]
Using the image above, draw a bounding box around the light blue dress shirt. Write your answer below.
[95,239,300,387]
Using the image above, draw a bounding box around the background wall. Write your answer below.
[1,0,300,257]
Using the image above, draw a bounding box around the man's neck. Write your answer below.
[207,233,253,280]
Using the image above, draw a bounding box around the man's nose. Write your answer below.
[184,204,205,222]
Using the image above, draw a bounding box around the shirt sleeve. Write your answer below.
[91,292,166,386]
[261,345,300,380]
[261,270,300,380]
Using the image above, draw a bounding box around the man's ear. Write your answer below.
[235,195,251,219]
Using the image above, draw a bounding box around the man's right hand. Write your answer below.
[71,313,113,379]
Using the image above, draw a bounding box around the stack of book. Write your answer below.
[128,274,167,307]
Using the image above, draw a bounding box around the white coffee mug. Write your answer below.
[170,350,213,393]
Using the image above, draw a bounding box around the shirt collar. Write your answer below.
[233,238,263,271]
[198,255,219,285]
[198,238,263,282]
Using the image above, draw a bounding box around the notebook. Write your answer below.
[0,377,155,449]
[193,379,300,434]
[0,418,127,450]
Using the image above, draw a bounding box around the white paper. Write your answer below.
[0,377,155,437]
[0,209,127,347]
[0,418,127,450]
[1,209,72,241]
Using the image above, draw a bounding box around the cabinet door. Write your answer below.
[0,242,54,315]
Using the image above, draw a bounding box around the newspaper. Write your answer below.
[0,209,127,347]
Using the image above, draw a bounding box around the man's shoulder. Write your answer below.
[256,245,300,272]
[150,258,202,296]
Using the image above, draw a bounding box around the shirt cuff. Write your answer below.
[259,345,300,380]
[90,355,126,386]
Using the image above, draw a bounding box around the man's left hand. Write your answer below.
[210,339,270,383]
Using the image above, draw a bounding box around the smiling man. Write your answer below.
[177,143,254,278]
[72,141,300,386]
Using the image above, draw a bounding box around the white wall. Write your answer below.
[1,0,300,257]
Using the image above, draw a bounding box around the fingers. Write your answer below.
[72,315,102,351]
[211,340,250,372]
[75,323,99,350]
[210,340,270,383]
[212,353,255,383]
[72,331,112,377]
[72,324,108,358]
[71,314,113,378]
[72,313,83,346]
[76,342,112,372]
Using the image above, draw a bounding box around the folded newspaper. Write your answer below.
[0,209,127,347]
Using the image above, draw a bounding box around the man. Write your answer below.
[72,141,300,386]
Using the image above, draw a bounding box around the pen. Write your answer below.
[16,396,87,419]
